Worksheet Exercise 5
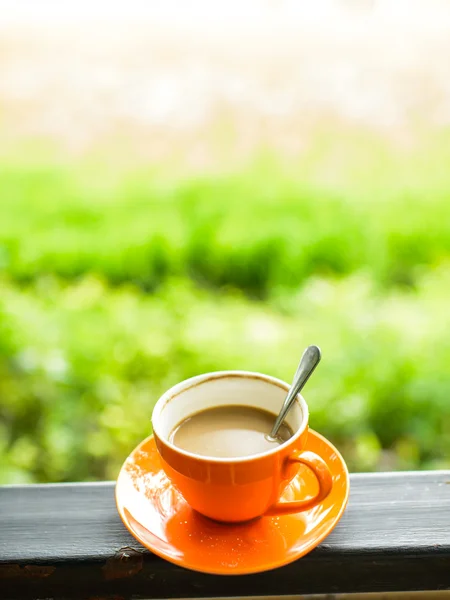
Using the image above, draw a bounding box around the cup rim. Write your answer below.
[151,370,309,464]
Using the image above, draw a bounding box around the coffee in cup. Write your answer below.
[170,405,293,458]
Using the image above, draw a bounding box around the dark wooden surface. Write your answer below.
[1,472,450,599]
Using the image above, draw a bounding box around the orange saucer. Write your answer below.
[115,430,349,575]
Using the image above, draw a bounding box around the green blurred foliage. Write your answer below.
[1,157,450,482]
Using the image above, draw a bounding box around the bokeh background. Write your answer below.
[1,0,450,483]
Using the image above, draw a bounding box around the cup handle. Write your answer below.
[266,450,333,515]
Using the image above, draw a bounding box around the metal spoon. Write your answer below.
[268,345,321,440]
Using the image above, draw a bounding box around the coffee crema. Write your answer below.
[169,405,293,458]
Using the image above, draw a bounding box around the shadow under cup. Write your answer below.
[152,371,330,523]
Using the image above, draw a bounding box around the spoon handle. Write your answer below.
[270,345,321,439]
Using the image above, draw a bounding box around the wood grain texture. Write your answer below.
[0,472,450,599]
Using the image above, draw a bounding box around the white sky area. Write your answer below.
[0,0,449,29]
[1,0,450,161]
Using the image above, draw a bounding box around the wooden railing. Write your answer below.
[1,471,449,599]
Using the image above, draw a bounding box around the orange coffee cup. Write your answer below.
[152,371,333,523]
